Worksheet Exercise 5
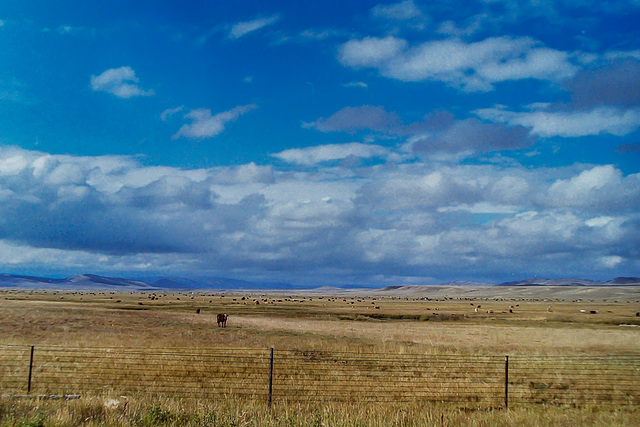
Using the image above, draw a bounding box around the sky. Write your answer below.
[0,0,639,286]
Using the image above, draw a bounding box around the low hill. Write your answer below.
[0,273,296,291]
[498,277,640,286]
[0,274,158,291]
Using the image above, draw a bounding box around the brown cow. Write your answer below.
[217,313,228,327]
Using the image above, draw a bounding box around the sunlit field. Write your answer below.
[2,288,639,353]
[1,288,639,426]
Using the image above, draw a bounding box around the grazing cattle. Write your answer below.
[217,313,228,327]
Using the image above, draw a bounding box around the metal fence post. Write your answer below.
[27,346,35,394]
[268,348,274,407]
[504,355,509,411]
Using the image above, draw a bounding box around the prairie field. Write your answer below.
[1,287,639,426]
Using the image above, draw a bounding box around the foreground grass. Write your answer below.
[1,397,639,427]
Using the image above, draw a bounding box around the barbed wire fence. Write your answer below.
[1,345,638,408]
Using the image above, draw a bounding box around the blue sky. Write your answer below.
[0,0,639,285]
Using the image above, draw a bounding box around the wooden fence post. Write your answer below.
[268,348,274,407]
[27,346,35,394]
[504,355,509,411]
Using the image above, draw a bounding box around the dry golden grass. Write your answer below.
[2,290,639,354]
[1,288,639,426]
[1,397,639,426]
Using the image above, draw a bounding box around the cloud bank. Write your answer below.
[0,145,638,284]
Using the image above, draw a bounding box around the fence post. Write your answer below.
[268,348,274,407]
[504,355,509,411]
[27,346,35,394]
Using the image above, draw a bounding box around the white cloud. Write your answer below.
[228,14,280,39]
[90,66,154,98]
[546,165,640,211]
[551,165,620,197]
[476,105,640,137]
[272,143,397,166]
[585,216,616,228]
[338,36,577,92]
[338,36,408,68]
[172,104,257,140]
[600,255,623,268]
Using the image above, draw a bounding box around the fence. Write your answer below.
[1,345,639,408]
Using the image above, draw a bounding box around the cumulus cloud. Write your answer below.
[475,105,640,137]
[547,165,640,212]
[228,14,280,39]
[1,146,638,284]
[172,104,257,140]
[338,36,577,92]
[90,66,154,98]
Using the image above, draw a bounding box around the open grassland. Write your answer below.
[1,288,639,353]
[1,287,639,426]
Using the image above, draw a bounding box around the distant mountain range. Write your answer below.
[497,277,640,286]
[0,273,301,291]
[0,273,638,291]
[0,274,159,291]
